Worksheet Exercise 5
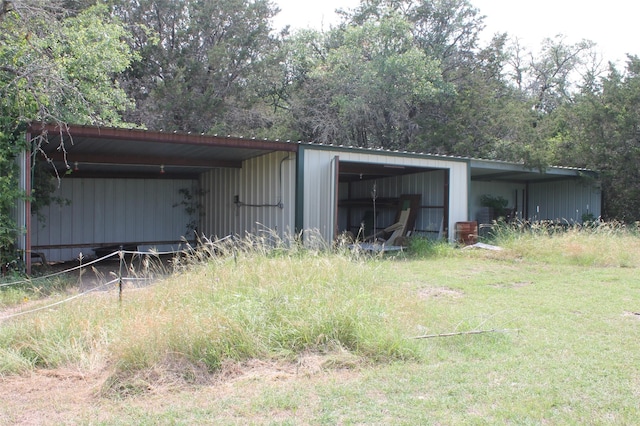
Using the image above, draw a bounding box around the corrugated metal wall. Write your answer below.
[199,151,296,240]
[343,170,446,238]
[200,167,240,237]
[302,147,468,242]
[13,151,28,256]
[32,178,198,262]
[471,179,601,223]
[528,179,601,222]
[300,149,337,242]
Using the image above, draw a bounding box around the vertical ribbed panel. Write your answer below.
[199,151,296,241]
[528,180,601,223]
[302,150,339,242]
[471,179,601,223]
[200,167,240,239]
[344,170,447,237]
[13,151,28,253]
[31,178,198,262]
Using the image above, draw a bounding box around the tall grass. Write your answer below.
[0,273,77,308]
[408,236,458,258]
[485,220,640,267]
[0,233,423,386]
[2,224,639,399]
[3,226,640,422]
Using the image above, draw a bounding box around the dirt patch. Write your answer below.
[623,311,640,319]
[417,286,464,299]
[30,253,176,292]
[491,281,533,289]
[0,368,110,425]
[0,352,362,425]
[1,255,175,321]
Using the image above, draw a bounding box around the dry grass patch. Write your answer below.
[488,222,640,267]
[417,286,464,299]
[2,228,640,424]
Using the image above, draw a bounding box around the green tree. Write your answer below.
[344,0,484,80]
[112,0,282,134]
[0,1,136,269]
[1,3,134,130]
[284,12,449,148]
[558,57,640,221]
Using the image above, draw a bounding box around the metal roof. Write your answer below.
[469,158,596,183]
[27,124,596,182]
[299,142,596,183]
[28,124,298,179]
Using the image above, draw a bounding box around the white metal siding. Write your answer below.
[199,151,296,240]
[200,167,240,238]
[528,179,601,223]
[302,148,468,242]
[31,178,197,262]
[301,150,340,242]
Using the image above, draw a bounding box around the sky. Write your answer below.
[273,0,639,66]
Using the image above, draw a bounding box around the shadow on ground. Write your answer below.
[30,253,176,291]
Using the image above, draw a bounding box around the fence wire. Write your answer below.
[0,278,119,321]
[0,248,187,321]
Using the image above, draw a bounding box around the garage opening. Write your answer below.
[335,161,450,243]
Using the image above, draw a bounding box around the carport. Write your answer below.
[14,125,601,274]
[469,159,601,224]
[19,124,298,273]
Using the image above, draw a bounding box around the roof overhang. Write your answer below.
[27,124,298,179]
[338,161,441,182]
[470,159,597,183]
[25,124,596,184]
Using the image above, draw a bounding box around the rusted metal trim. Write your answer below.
[28,123,299,152]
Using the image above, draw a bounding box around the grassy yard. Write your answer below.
[1,226,639,424]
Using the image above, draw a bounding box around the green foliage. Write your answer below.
[480,194,509,218]
[287,11,450,148]
[0,124,24,271]
[560,56,640,221]
[172,186,205,235]
[0,4,135,127]
[408,236,456,258]
[112,0,281,134]
[0,3,137,267]
[47,4,136,125]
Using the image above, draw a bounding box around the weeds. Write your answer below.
[408,237,457,258]
[1,223,640,423]
[0,231,422,385]
[484,220,640,267]
[0,274,75,308]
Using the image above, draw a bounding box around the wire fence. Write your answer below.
[0,278,119,321]
[0,247,186,322]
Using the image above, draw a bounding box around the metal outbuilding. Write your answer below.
[16,124,601,273]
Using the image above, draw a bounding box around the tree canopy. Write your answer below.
[2,0,640,265]
[111,0,282,134]
[0,0,137,267]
